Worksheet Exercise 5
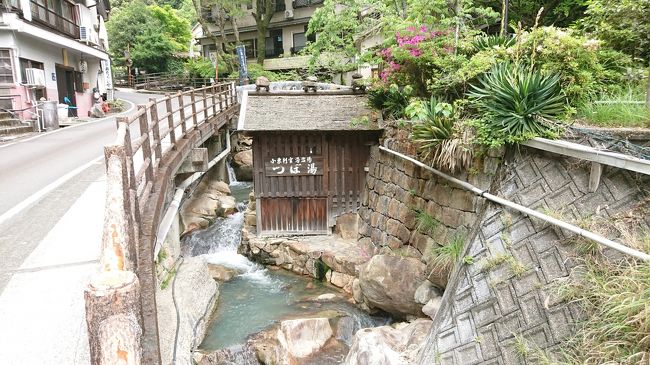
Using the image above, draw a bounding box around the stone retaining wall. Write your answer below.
[357,126,503,287]
[417,146,650,364]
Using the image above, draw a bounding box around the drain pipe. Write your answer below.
[378,146,650,262]
[154,131,232,256]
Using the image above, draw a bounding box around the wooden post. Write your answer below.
[211,84,217,116]
[85,271,143,365]
[87,133,144,364]
[218,84,224,112]
[164,94,175,145]
[190,88,198,128]
[137,105,154,188]
[224,84,230,108]
[230,82,236,105]
[148,98,162,164]
[202,86,208,122]
[177,91,187,135]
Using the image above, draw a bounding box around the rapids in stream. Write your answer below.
[180,170,389,364]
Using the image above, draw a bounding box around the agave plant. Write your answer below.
[472,35,516,52]
[469,63,565,140]
[411,97,473,172]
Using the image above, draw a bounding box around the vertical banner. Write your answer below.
[235,44,248,85]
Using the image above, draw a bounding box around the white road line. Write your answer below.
[0,155,104,226]
[0,100,135,149]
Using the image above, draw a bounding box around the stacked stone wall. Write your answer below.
[417,146,650,364]
[357,127,502,286]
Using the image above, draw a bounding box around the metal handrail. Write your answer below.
[379,146,650,262]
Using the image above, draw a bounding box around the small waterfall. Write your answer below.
[227,162,238,184]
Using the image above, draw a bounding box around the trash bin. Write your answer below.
[57,103,69,122]
[41,100,59,131]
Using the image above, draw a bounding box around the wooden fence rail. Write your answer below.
[86,82,238,365]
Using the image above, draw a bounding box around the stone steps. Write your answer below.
[0,125,33,136]
[0,118,22,127]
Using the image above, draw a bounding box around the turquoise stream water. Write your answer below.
[181,178,388,363]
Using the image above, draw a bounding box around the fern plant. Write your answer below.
[469,63,566,143]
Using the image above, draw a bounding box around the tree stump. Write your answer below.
[85,270,143,365]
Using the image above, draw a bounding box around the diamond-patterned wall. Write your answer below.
[417,146,650,364]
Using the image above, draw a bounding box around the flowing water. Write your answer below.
[181,166,389,364]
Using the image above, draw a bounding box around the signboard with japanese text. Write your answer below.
[264,155,323,176]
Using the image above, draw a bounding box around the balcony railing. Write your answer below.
[30,0,80,39]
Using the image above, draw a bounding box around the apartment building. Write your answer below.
[198,0,323,71]
[0,0,112,119]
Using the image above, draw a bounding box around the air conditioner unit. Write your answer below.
[79,26,90,42]
[25,68,46,87]
[284,9,294,19]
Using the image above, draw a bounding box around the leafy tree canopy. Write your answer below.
[107,0,191,73]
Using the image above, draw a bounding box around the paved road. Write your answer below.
[0,90,163,217]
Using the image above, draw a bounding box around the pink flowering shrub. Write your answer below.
[376,25,460,95]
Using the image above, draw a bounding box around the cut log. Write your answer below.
[85,270,143,365]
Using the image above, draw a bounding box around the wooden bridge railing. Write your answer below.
[84,82,238,365]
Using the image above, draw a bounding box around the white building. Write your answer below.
[0,0,112,119]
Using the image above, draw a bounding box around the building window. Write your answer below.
[19,58,45,84]
[292,32,306,54]
[0,50,14,84]
[31,0,80,39]
[242,39,257,59]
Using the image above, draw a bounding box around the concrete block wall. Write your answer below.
[417,146,650,364]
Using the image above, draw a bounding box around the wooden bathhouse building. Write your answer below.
[238,90,382,235]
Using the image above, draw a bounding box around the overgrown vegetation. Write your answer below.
[414,209,440,236]
[430,234,465,274]
[555,259,650,364]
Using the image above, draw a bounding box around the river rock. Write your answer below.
[343,319,432,365]
[413,280,440,305]
[207,263,240,282]
[209,181,231,195]
[157,256,218,365]
[277,318,333,359]
[216,195,237,217]
[232,150,253,181]
[422,297,442,319]
[352,278,363,303]
[359,255,427,318]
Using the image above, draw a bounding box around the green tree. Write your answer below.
[578,0,650,105]
[252,0,274,64]
[107,0,191,73]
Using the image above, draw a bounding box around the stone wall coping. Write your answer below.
[523,137,650,176]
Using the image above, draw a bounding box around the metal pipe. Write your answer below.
[378,146,650,261]
[153,130,231,256]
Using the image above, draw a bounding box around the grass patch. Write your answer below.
[430,234,465,273]
[414,209,440,236]
[481,253,527,277]
[160,267,177,290]
[556,259,650,364]
[577,90,650,128]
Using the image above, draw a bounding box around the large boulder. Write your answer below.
[359,255,427,317]
[232,150,253,181]
[247,317,334,365]
[344,319,432,365]
[277,318,333,359]
[157,256,219,365]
